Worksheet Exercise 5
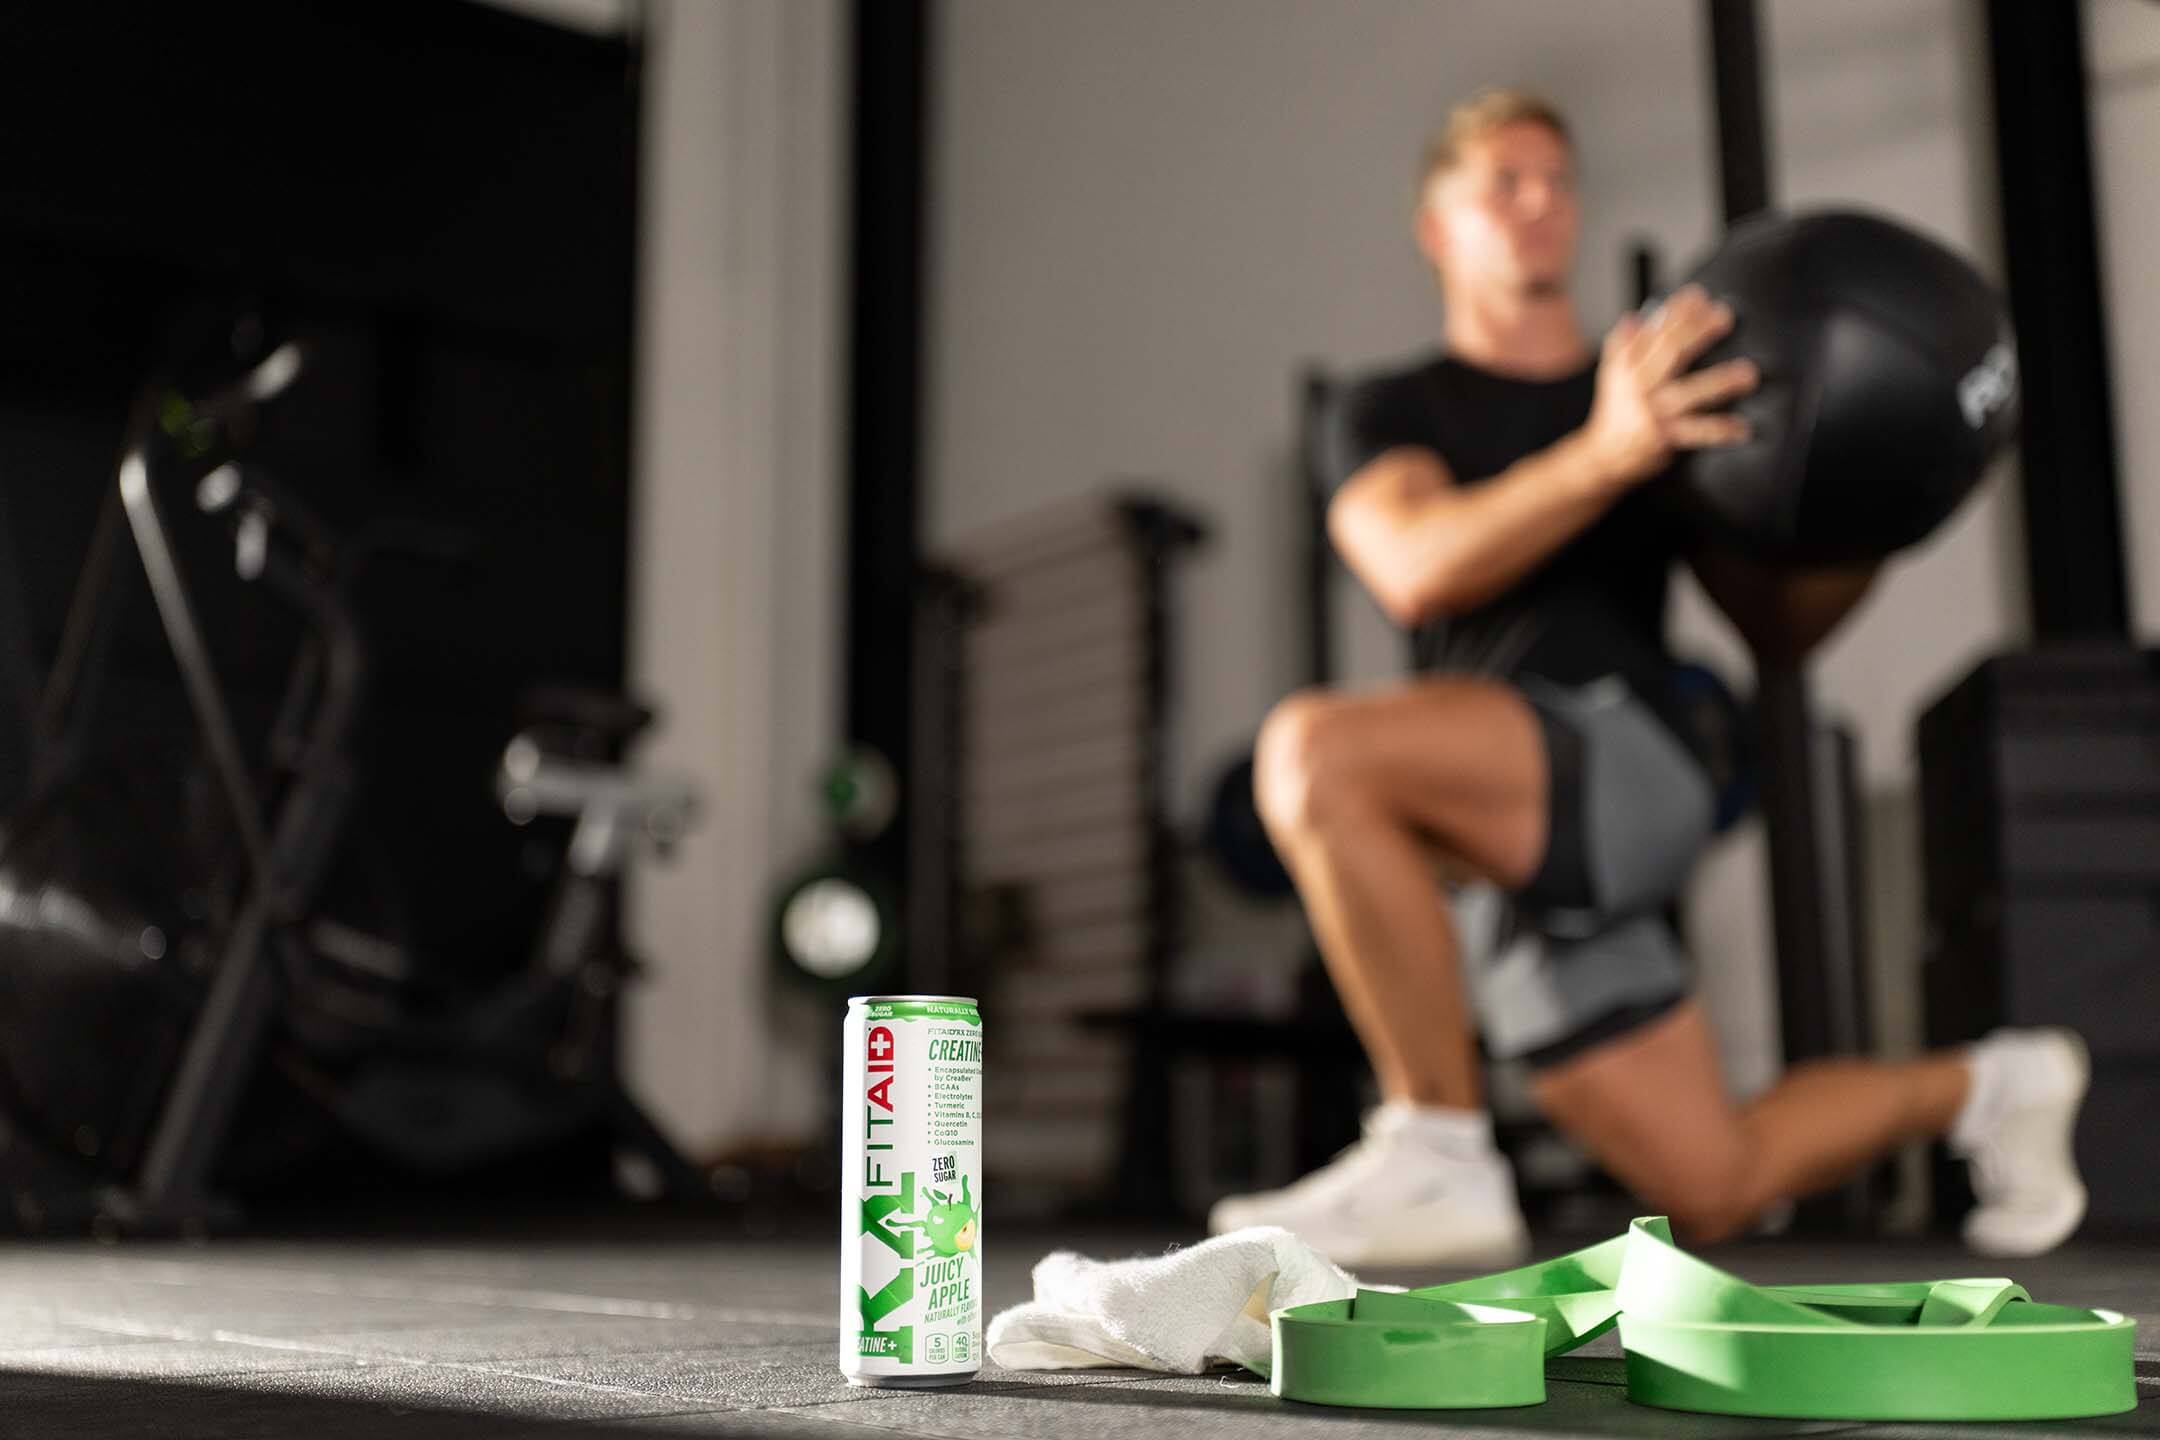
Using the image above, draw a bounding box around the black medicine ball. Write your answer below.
[1671,209,2018,563]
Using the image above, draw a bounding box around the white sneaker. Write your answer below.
[1205,1102,1531,1268]
[1951,1028,2090,1258]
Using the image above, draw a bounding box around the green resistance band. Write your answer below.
[1268,1216,2137,1420]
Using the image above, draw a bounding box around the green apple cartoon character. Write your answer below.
[920,1176,977,1256]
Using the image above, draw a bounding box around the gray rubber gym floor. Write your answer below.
[2,1221,2156,1439]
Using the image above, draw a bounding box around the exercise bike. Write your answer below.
[0,337,709,1233]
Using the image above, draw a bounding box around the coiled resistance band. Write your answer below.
[1268,1217,2137,1420]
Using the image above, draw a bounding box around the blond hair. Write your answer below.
[1417,87,1572,203]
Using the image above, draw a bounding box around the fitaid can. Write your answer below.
[840,994,983,1387]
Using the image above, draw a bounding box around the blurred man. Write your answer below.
[1208,89,2086,1265]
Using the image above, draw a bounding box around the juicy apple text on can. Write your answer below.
[840,994,983,1388]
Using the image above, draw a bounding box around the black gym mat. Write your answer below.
[1,1220,2155,1438]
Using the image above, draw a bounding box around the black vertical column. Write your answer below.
[1704,0,1828,1071]
[1628,240,1662,310]
[1706,0,1773,225]
[1299,371,1337,688]
[1985,0,2130,638]
[845,0,931,957]
[1705,0,1878,1229]
[0,487,43,809]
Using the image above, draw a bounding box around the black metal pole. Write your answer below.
[845,0,931,968]
[1629,240,1662,310]
[1984,0,2130,638]
[1704,0,1830,1079]
[1706,0,1879,1228]
[1706,0,1774,223]
[0,484,44,809]
[1299,370,1336,688]
[1114,498,1206,1216]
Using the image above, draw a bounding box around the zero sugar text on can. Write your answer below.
[840,994,984,1387]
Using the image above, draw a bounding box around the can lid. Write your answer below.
[850,994,979,1006]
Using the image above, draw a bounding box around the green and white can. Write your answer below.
[840,994,984,1387]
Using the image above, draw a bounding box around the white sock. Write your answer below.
[1374,1100,1497,1160]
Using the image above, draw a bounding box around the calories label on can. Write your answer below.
[842,996,983,1386]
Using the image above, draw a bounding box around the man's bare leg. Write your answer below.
[1531,1000,1971,1242]
[1254,678,1547,1109]
[1240,679,2083,1258]
[1205,678,1547,1262]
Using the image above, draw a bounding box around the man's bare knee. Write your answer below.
[1649,1156,1764,1245]
[1255,689,1372,838]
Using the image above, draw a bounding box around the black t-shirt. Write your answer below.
[1327,349,1691,743]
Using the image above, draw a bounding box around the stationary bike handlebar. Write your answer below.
[113,341,368,898]
[82,337,694,905]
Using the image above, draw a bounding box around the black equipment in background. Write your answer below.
[1984,0,2131,639]
[0,340,706,1234]
[942,493,1205,1216]
[0,4,642,977]
[1920,646,2160,1233]
[771,749,905,999]
[1203,754,1294,902]
[1300,370,1340,690]
[1630,240,1664,312]
[844,0,933,935]
[1101,370,1377,1198]
[766,562,983,1223]
[905,565,984,1001]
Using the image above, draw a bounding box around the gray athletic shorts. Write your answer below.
[1458,677,1715,1069]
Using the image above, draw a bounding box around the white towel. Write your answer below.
[985,1227,1373,1376]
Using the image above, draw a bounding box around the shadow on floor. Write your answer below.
[6,1364,2157,1440]
[0,1367,772,1440]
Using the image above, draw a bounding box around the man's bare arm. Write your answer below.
[1327,434,1623,626]
[1329,286,1758,628]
